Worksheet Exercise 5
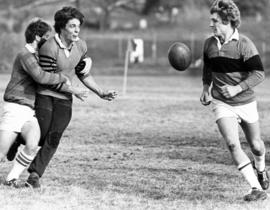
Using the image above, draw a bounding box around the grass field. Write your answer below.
[0,73,270,210]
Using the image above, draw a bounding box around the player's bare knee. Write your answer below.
[227,142,240,153]
[25,143,38,156]
[250,138,264,155]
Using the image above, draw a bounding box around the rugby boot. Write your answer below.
[243,188,267,202]
[4,179,19,188]
[25,172,40,188]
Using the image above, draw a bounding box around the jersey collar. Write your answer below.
[55,33,79,57]
[25,44,36,54]
[214,29,239,50]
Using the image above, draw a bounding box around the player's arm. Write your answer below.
[20,53,68,85]
[200,41,212,106]
[220,38,265,98]
[239,37,265,89]
[75,57,116,101]
[221,66,264,99]
[238,56,265,90]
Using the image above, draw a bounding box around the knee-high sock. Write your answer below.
[6,149,34,181]
[238,161,262,190]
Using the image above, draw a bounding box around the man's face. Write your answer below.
[61,18,80,43]
[38,30,52,49]
[209,13,228,37]
[42,30,52,40]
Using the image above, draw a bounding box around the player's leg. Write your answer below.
[0,130,18,161]
[25,94,53,188]
[0,102,23,161]
[26,95,72,188]
[241,120,269,190]
[0,130,19,187]
[6,134,25,161]
[217,117,254,168]
[6,118,40,184]
[217,117,267,201]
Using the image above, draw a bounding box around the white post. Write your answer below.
[122,38,131,96]
[151,32,157,62]
[262,41,266,67]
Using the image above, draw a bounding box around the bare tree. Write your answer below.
[89,0,137,30]
[0,0,75,33]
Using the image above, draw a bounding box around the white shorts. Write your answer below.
[0,102,37,133]
[212,99,259,123]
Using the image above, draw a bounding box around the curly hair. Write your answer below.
[210,0,241,28]
[54,6,84,34]
[25,19,52,43]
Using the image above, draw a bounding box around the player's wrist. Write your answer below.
[235,85,243,93]
[203,84,210,92]
[97,90,105,98]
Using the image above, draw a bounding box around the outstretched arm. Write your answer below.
[200,42,212,106]
[75,57,117,101]
[79,75,116,101]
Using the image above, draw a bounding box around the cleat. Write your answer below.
[243,188,267,202]
[25,172,40,188]
[4,179,19,188]
[256,170,270,190]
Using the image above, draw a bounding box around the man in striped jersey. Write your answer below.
[18,7,116,188]
[200,0,268,201]
[0,19,78,187]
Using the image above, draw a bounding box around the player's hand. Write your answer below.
[220,85,242,99]
[100,90,117,101]
[200,90,212,106]
[62,74,71,85]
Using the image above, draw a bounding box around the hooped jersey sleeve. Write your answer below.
[238,35,265,90]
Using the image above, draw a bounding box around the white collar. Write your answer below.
[214,29,239,49]
[54,33,79,49]
[25,44,36,54]
[55,33,69,49]
[227,29,239,42]
[54,33,80,57]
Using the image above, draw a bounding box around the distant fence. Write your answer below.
[0,32,269,74]
[85,33,270,74]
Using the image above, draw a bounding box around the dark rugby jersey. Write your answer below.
[3,45,65,109]
[37,34,89,100]
[202,30,265,105]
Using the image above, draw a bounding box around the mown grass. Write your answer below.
[0,74,270,210]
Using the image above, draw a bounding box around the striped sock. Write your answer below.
[6,149,34,181]
[238,161,262,190]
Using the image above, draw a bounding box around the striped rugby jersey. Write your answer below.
[37,34,90,100]
[202,30,265,105]
[3,44,66,109]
